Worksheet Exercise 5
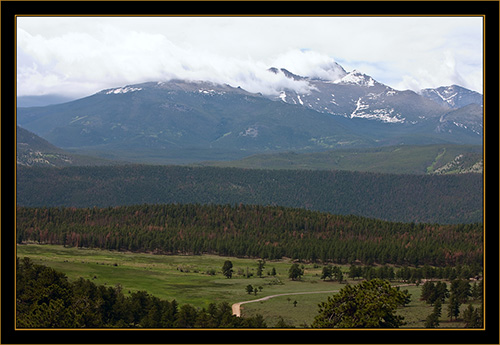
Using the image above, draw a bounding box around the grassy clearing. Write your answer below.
[239,290,340,327]
[16,244,478,328]
[426,148,447,173]
[16,244,335,308]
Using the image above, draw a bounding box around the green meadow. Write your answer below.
[16,244,337,308]
[16,244,478,328]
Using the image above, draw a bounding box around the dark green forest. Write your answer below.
[16,204,483,267]
[16,165,483,224]
[16,257,266,328]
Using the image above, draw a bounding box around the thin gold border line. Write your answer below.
[481,12,486,333]
[13,13,487,332]
[14,13,18,333]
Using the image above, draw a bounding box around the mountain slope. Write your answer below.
[269,68,448,124]
[15,80,374,163]
[200,144,483,175]
[436,103,483,136]
[16,126,118,166]
[17,67,483,164]
[268,68,483,141]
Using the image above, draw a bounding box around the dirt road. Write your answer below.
[232,290,338,317]
[232,283,414,317]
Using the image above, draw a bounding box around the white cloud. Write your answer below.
[270,50,346,81]
[395,48,482,93]
[16,16,484,97]
[16,24,317,97]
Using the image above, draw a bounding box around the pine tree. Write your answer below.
[256,260,265,278]
[320,266,332,281]
[312,279,407,328]
[288,264,303,281]
[222,260,233,279]
[463,304,481,328]
[332,266,343,283]
[425,300,442,328]
[447,296,461,321]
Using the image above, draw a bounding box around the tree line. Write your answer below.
[16,203,483,267]
[347,263,482,282]
[421,279,483,328]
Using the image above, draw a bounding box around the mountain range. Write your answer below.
[17,65,483,164]
[269,68,482,127]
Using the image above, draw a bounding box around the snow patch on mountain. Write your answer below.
[350,97,405,123]
[239,126,259,138]
[104,86,143,95]
[297,95,304,105]
[198,89,225,96]
[352,108,405,123]
[278,91,287,102]
[429,88,458,106]
[351,97,369,115]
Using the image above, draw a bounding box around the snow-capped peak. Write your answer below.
[333,70,376,87]
[419,84,483,109]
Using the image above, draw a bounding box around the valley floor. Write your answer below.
[15,244,481,328]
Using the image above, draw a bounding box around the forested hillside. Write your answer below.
[16,165,482,224]
[16,204,483,267]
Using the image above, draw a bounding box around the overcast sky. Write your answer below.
[17,16,483,98]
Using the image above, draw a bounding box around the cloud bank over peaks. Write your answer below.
[17,26,340,98]
[169,54,317,96]
[394,49,482,94]
[122,49,348,97]
[17,16,483,98]
[270,49,347,82]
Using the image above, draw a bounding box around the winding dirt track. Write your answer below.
[231,284,414,317]
[232,290,339,317]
